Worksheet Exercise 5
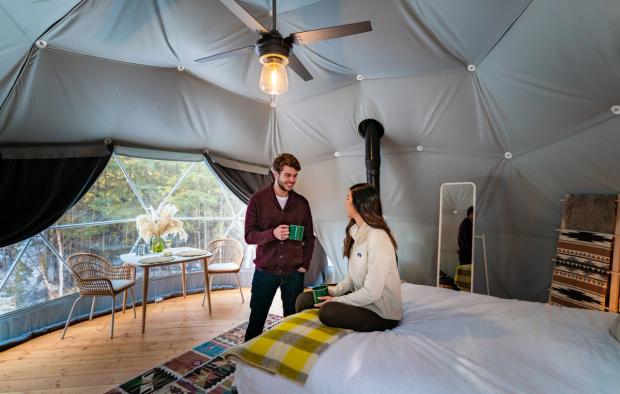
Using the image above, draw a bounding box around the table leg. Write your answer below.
[141,266,149,334]
[202,258,212,314]
[182,263,187,298]
[122,290,127,313]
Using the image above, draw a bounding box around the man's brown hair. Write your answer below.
[272,153,301,173]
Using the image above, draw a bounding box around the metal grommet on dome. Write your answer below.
[270,100,277,108]
[504,152,513,159]
[35,40,47,49]
[611,105,620,115]
[177,65,185,72]
[467,64,476,72]
[416,145,423,152]
[334,152,341,157]
[356,74,363,81]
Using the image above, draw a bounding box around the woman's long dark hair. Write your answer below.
[343,183,397,258]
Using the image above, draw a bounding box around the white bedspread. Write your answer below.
[236,283,620,393]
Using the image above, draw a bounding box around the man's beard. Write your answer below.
[277,177,293,191]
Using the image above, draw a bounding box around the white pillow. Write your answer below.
[610,314,620,342]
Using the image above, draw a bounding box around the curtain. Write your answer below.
[203,153,271,204]
[0,145,111,247]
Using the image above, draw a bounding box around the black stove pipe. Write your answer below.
[358,119,384,196]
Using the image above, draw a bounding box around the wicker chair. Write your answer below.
[61,253,136,339]
[202,238,244,305]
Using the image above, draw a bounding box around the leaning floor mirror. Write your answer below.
[437,182,476,292]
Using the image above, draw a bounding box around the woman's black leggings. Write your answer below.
[295,291,399,332]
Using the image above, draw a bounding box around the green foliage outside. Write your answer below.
[0,156,248,315]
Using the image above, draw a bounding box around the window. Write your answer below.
[0,154,251,315]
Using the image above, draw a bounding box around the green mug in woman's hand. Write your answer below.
[312,284,329,304]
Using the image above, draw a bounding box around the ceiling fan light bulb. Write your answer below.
[259,53,289,66]
[259,56,289,95]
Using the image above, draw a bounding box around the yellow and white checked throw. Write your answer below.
[225,309,351,384]
[455,263,472,292]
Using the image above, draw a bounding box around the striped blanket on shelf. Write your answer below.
[225,309,351,384]
[549,229,614,310]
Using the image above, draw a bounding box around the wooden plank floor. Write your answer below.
[0,288,282,394]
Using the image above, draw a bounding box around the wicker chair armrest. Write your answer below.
[109,264,136,280]
[78,277,115,295]
[126,264,136,280]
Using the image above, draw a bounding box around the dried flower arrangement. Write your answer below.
[136,204,188,246]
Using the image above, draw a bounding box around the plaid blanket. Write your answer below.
[225,309,351,384]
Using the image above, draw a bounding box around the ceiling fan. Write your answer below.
[195,0,372,96]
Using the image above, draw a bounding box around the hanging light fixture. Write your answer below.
[259,54,289,95]
[195,0,373,97]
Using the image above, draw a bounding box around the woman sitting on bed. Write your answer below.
[295,183,402,331]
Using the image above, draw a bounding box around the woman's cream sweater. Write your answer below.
[332,222,403,321]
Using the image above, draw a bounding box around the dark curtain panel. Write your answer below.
[0,150,111,247]
[204,153,271,204]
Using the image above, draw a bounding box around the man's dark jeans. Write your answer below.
[244,269,304,341]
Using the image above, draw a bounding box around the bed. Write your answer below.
[235,283,620,393]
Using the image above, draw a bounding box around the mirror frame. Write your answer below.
[436,182,476,291]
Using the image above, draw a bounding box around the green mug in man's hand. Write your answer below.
[289,224,304,241]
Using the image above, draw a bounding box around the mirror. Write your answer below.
[437,182,476,292]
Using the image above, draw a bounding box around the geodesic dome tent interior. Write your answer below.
[1,0,620,327]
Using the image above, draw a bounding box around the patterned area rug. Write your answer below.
[106,314,282,394]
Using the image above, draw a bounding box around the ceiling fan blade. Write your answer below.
[288,54,313,81]
[220,0,268,33]
[291,21,372,45]
[194,46,254,63]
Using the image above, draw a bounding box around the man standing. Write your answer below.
[457,206,474,265]
[244,153,315,341]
